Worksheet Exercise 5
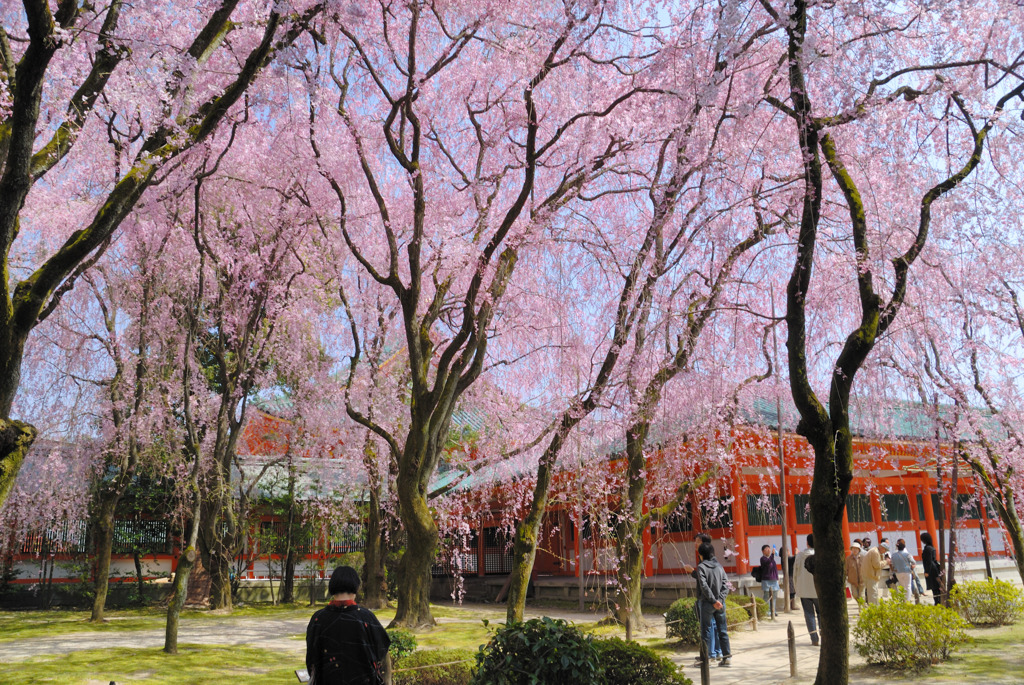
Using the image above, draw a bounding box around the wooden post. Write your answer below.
[750,595,758,631]
[626,613,632,642]
[384,653,393,685]
[700,637,711,685]
[788,620,797,678]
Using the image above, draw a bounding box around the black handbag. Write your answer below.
[885,573,899,588]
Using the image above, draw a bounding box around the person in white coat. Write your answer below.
[793,533,820,646]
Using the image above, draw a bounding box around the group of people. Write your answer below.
[845,532,942,605]
[758,531,943,649]
[307,534,944,680]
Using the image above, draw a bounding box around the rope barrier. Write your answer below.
[391,658,475,673]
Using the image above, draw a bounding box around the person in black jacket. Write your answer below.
[920,532,942,605]
[696,541,733,667]
[306,566,390,684]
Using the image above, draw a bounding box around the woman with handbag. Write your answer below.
[306,566,391,684]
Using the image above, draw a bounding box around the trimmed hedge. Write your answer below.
[664,596,751,645]
[949,578,1024,626]
[728,595,769,620]
[853,590,968,668]
[593,637,692,685]
[393,648,475,685]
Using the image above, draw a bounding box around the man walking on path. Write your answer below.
[696,541,733,667]
[794,534,820,646]
[846,541,863,602]
[861,539,889,605]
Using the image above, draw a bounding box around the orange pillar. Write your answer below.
[731,468,748,573]
[841,507,852,548]
[870,491,884,539]
[920,482,939,550]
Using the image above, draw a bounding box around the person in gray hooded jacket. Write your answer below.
[695,541,733,667]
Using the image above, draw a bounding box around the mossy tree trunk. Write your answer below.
[361,478,389,609]
[90,498,119,621]
[0,416,35,509]
[164,515,201,654]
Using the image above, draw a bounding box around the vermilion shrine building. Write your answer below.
[432,401,1012,602]
[4,400,1014,602]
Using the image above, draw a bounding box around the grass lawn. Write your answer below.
[850,621,1024,683]
[2,644,302,684]
[0,603,314,643]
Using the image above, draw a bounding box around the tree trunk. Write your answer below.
[614,429,648,631]
[1000,492,1024,587]
[90,497,119,621]
[361,486,389,609]
[0,417,36,509]
[134,550,145,605]
[507,429,571,623]
[390,467,437,628]
[199,466,235,611]
[808,435,851,685]
[947,450,959,598]
[165,514,201,654]
[207,547,233,610]
[281,469,297,604]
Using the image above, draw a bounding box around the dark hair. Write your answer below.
[697,533,713,544]
[896,539,906,551]
[805,534,814,548]
[920,532,933,546]
[862,538,872,548]
[698,542,715,561]
[328,565,361,596]
[762,544,772,554]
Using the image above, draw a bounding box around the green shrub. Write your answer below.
[593,637,692,685]
[393,648,475,685]
[726,595,768,621]
[664,596,751,644]
[665,598,701,644]
[388,629,418,660]
[853,591,969,668]
[471,617,602,685]
[748,596,770,620]
[949,578,1024,626]
[725,603,750,628]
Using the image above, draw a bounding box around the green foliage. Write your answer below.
[471,617,602,685]
[592,637,692,685]
[724,604,749,627]
[0,556,20,599]
[949,578,1024,626]
[853,590,969,668]
[664,598,701,644]
[388,628,418,660]
[393,648,475,685]
[664,597,749,645]
[729,595,768,620]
